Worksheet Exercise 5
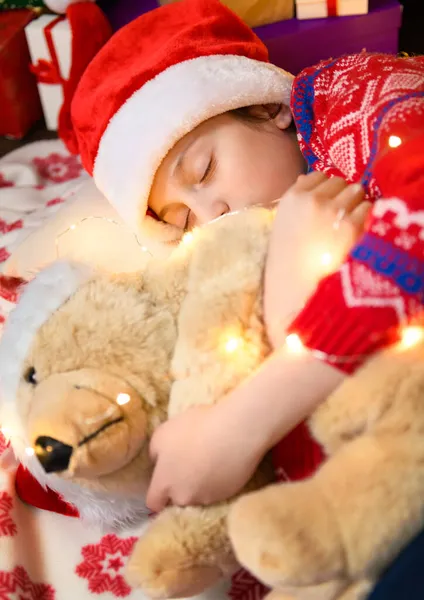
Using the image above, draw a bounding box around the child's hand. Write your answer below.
[265,172,370,348]
[146,404,264,513]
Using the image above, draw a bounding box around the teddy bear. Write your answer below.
[1,205,424,600]
[0,206,274,599]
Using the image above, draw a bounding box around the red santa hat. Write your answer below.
[69,0,294,252]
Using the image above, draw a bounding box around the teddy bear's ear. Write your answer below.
[0,261,95,457]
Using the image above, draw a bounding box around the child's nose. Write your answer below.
[195,199,229,225]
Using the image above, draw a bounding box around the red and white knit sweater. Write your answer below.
[289,52,424,373]
[273,52,424,482]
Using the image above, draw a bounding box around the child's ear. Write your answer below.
[272,104,293,130]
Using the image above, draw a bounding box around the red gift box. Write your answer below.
[0,9,42,139]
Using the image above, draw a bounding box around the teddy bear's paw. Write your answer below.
[126,547,221,600]
[228,483,345,590]
[125,528,223,598]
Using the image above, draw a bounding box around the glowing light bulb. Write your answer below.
[224,336,242,354]
[116,393,130,406]
[399,326,424,349]
[25,447,35,457]
[70,224,76,230]
[285,333,304,353]
[320,252,333,268]
[182,232,194,245]
[388,135,402,148]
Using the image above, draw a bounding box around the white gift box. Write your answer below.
[25,15,72,131]
[296,0,368,19]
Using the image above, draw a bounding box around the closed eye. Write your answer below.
[200,156,216,184]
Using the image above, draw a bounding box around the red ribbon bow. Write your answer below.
[30,58,62,85]
[29,16,66,86]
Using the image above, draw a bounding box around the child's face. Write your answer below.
[149,109,305,233]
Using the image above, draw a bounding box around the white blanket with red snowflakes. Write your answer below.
[0,141,262,600]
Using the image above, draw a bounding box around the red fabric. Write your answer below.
[0,10,42,139]
[60,2,112,155]
[15,464,79,518]
[71,0,270,175]
[288,54,424,374]
[272,421,324,482]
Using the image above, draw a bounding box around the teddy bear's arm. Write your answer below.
[229,407,424,596]
[168,209,273,418]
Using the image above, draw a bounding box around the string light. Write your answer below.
[388,135,402,148]
[25,447,35,457]
[320,252,333,269]
[285,333,305,354]
[116,393,130,406]
[182,231,194,246]
[283,325,424,365]
[55,216,152,259]
[224,336,242,354]
[399,326,424,350]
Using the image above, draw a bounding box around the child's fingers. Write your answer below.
[314,175,350,199]
[347,201,372,232]
[294,171,328,191]
[333,182,365,215]
[146,468,169,513]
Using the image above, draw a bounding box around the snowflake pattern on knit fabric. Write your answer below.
[0,566,55,600]
[289,53,424,371]
[0,492,17,537]
[291,53,424,196]
[75,534,138,597]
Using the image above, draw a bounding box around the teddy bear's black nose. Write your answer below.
[34,436,73,473]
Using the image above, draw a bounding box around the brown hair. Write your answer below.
[231,104,297,133]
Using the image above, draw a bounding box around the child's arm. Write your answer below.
[146,173,362,513]
[146,345,343,512]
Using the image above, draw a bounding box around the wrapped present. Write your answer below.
[99,0,400,74]
[25,14,71,130]
[0,0,45,9]
[0,9,43,138]
[158,0,294,27]
[255,0,401,74]
[296,0,368,19]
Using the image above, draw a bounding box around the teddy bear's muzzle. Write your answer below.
[34,435,74,473]
[27,369,148,479]
[34,413,124,473]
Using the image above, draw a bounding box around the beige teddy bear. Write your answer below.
[1,206,424,600]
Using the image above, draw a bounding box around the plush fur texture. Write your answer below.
[2,208,424,600]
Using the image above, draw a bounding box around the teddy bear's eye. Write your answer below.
[24,367,38,385]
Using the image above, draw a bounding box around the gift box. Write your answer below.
[99,0,401,76]
[255,0,401,74]
[25,14,72,130]
[0,0,45,9]
[157,0,294,27]
[0,9,43,138]
[295,0,368,20]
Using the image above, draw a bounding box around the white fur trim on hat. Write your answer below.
[0,261,94,466]
[93,54,293,249]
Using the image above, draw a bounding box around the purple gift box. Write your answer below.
[98,0,402,74]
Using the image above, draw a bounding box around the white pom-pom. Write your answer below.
[44,0,96,14]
